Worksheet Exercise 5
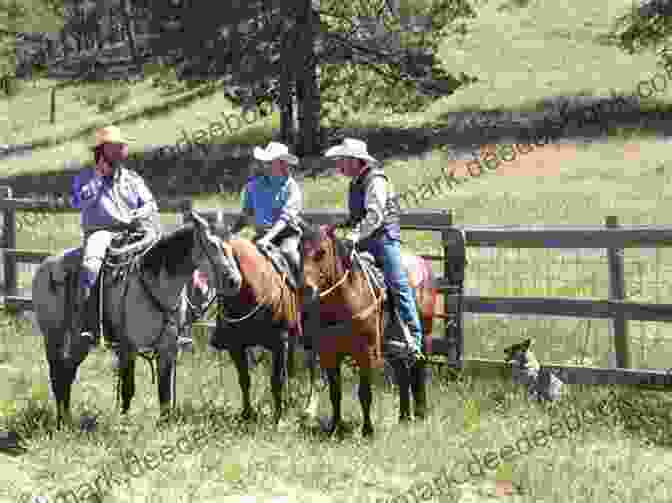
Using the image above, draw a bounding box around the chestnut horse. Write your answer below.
[300,224,447,437]
[208,237,304,425]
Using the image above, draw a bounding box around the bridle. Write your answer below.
[105,221,229,408]
[310,231,384,324]
[215,240,294,325]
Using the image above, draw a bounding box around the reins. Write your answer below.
[109,225,222,411]
[216,245,297,326]
[315,234,386,361]
[319,236,384,320]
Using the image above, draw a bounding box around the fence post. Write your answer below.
[606,215,630,369]
[0,186,16,297]
[50,86,57,124]
[442,210,464,368]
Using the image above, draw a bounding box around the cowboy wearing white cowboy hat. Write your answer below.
[230,141,304,284]
[70,125,160,346]
[325,137,425,359]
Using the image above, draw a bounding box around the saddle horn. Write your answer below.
[107,231,159,257]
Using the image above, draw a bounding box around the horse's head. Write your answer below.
[190,210,242,295]
[300,223,346,303]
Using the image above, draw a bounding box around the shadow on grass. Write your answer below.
[2,92,672,200]
[2,80,226,159]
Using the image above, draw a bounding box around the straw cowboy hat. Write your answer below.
[324,138,379,165]
[93,125,134,148]
[253,142,299,165]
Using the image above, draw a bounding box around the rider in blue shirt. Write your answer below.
[230,142,303,283]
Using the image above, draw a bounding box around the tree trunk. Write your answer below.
[279,4,295,147]
[120,0,139,64]
[296,0,321,157]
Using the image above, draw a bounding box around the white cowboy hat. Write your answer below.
[324,138,379,165]
[253,142,299,165]
[93,125,134,148]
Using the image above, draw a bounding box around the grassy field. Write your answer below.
[3,0,672,501]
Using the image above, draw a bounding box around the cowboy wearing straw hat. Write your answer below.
[70,125,160,346]
[325,138,424,360]
[230,141,304,284]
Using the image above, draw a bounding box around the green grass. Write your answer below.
[3,0,672,501]
[2,77,280,177]
[1,319,671,503]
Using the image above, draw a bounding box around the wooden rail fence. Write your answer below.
[1,187,672,389]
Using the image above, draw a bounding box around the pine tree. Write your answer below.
[144,0,480,155]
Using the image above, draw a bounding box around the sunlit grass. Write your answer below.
[4,1,672,501]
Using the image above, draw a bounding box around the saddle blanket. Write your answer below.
[357,251,433,291]
[189,251,434,296]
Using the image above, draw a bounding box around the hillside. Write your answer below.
[3,1,672,503]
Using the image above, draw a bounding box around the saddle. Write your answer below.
[50,231,157,339]
[255,243,299,290]
[351,229,467,352]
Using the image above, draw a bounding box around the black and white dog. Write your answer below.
[504,338,564,402]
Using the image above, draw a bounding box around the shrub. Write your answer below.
[1,75,23,97]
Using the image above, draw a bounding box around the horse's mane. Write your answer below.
[302,224,348,269]
[302,224,347,258]
[142,223,195,276]
[228,238,297,323]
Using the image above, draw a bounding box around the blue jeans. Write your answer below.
[358,236,424,350]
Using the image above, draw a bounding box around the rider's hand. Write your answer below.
[257,235,272,248]
[345,230,359,246]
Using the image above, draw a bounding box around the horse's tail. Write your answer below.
[32,256,70,358]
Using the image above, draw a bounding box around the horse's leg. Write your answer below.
[119,352,136,415]
[48,357,77,430]
[392,358,412,422]
[157,336,178,421]
[270,336,289,425]
[45,326,90,430]
[326,363,343,435]
[287,334,296,380]
[303,349,321,422]
[359,367,374,437]
[411,358,429,420]
[230,345,256,421]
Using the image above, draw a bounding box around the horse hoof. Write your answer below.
[414,410,428,421]
[275,417,292,432]
[240,409,258,422]
[399,415,412,424]
[327,421,352,439]
[362,424,374,437]
[325,419,339,436]
[157,412,173,428]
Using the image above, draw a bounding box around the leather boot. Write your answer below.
[287,251,303,289]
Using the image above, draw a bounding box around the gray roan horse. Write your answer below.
[32,211,234,429]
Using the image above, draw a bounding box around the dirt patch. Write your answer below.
[623,142,642,162]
